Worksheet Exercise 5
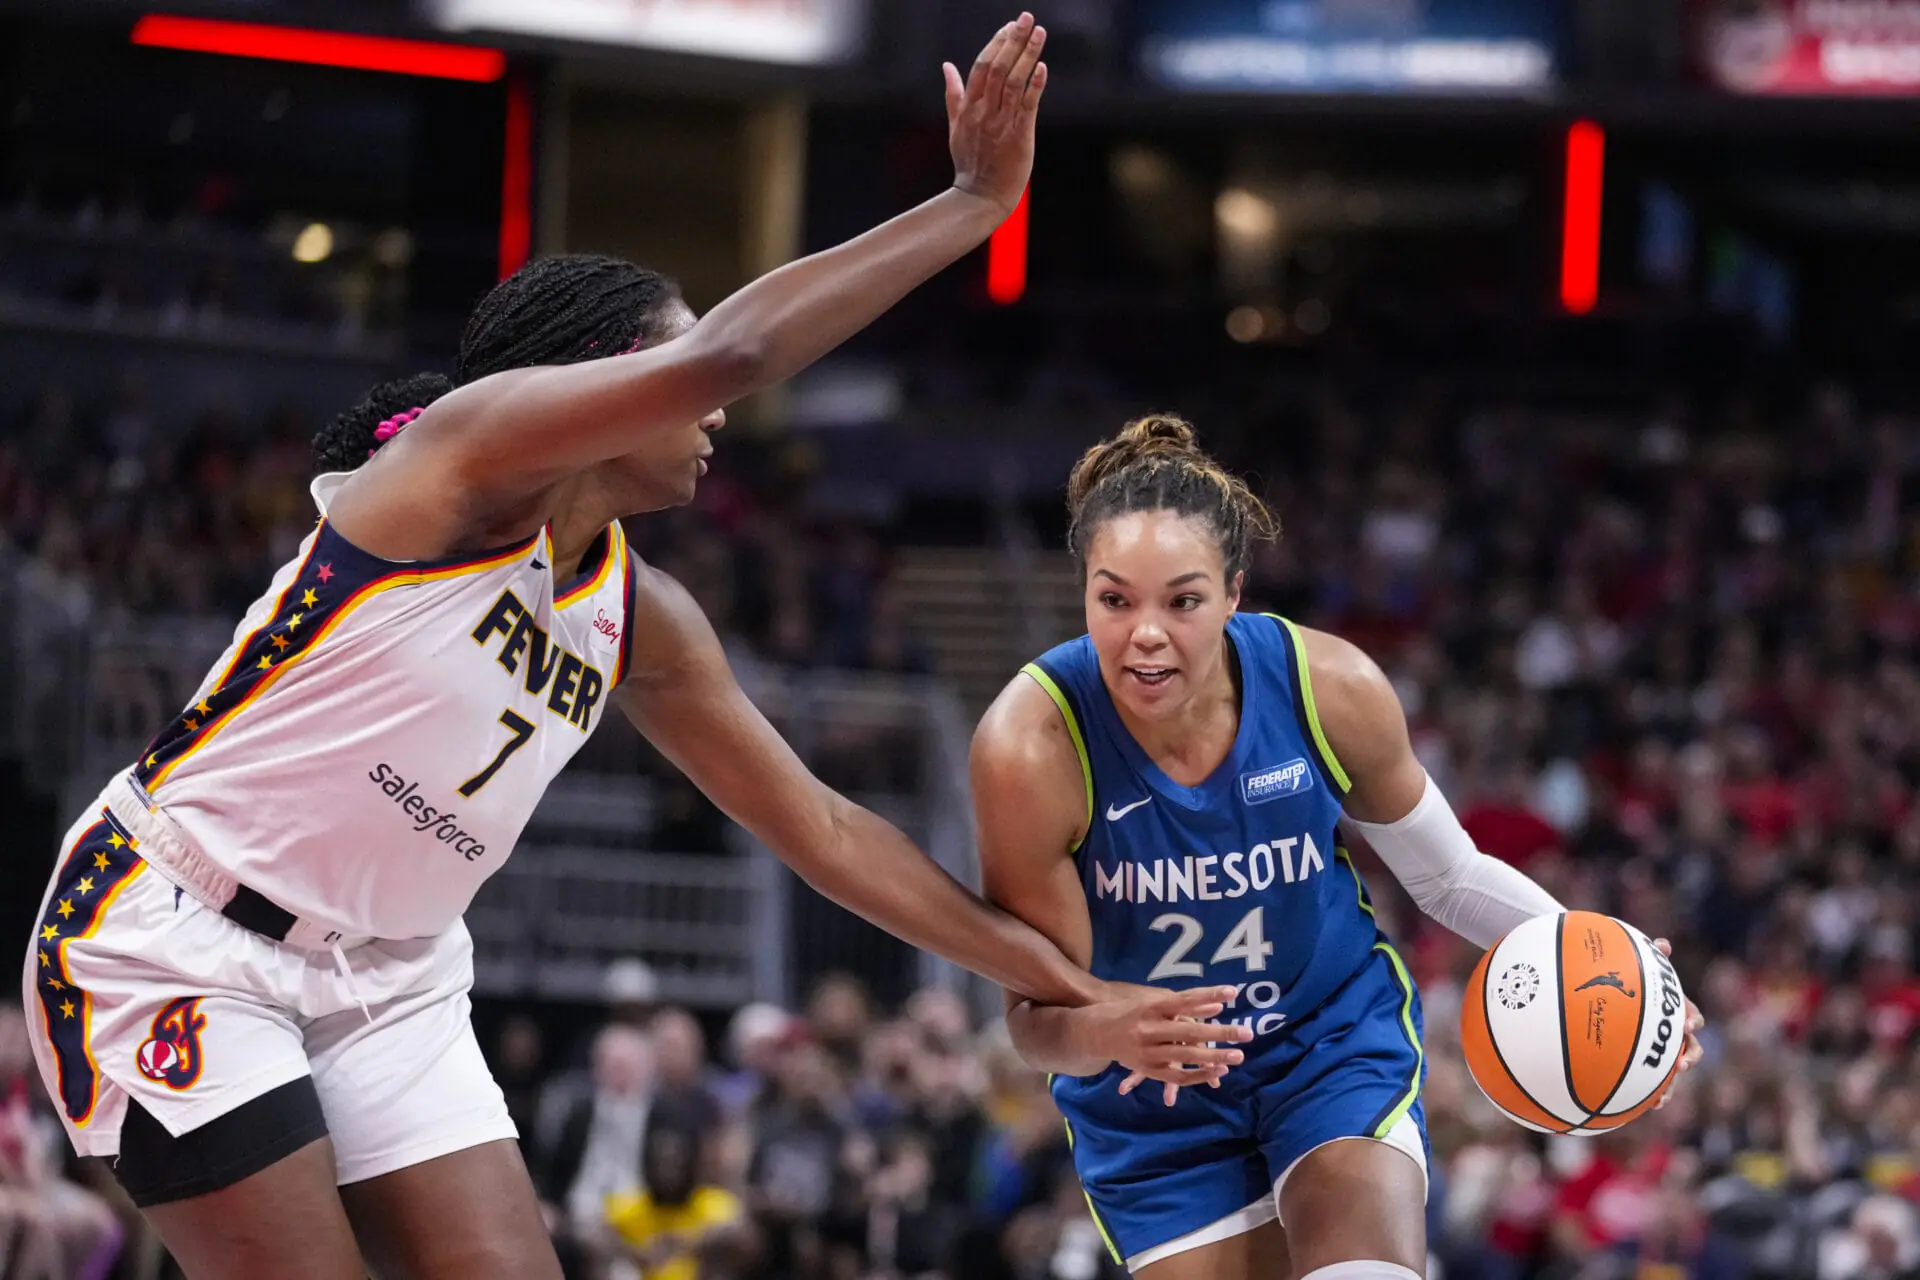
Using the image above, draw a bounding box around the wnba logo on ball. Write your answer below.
[1496,963,1540,1010]
[135,997,208,1091]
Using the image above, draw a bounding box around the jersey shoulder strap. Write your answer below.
[1258,614,1352,795]
[1020,638,1096,852]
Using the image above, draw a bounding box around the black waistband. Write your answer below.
[220,883,297,942]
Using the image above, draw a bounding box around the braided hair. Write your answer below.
[312,254,682,473]
[1065,414,1278,581]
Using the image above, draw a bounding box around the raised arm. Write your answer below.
[613,560,1101,1009]
[973,674,1250,1089]
[334,17,1047,544]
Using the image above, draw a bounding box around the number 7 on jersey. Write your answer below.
[460,709,536,797]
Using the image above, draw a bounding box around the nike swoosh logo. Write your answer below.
[1106,798,1152,822]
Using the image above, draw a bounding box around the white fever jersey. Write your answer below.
[127,472,636,939]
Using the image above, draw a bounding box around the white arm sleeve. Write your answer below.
[1347,773,1563,950]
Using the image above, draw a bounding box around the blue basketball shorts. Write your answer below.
[1052,945,1429,1269]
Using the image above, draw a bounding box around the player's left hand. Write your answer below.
[944,13,1048,216]
[1651,937,1705,1110]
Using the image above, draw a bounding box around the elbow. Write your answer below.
[691,328,770,400]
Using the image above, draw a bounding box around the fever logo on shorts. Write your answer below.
[135,998,208,1091]
[1496,963,1541,1010]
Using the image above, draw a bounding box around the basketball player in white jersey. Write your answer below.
[20,20,1240,1278]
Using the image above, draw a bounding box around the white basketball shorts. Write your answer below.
[21,803,517,1187]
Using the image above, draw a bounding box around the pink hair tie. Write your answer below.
[368,406,426,456]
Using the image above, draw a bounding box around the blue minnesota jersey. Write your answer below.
[1025,613,1380,1031]
[1023,614,1428,1265]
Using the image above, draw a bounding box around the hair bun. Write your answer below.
[312,371,455,472]
[1067,413,1201,511]
[1119,414,1198,451]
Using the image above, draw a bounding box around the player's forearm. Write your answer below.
[1349,773,1563,950]
[1005,998,1110,1077]
[796,799,1105,1008]
[693,187,1007,398]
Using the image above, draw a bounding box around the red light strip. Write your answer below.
[499,74,534,280]
[1561,120,1604,315]
[131,15,506,82]
[987,184,1030,306]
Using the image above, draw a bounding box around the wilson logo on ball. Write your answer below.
[1643,949,1684,1069]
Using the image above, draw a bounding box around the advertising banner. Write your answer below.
[1699,0,1920,94]
[1133,0,1563,94]
[430,0,867,66]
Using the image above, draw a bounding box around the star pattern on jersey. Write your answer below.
[35,816,150,1125]
[132,536,361,789]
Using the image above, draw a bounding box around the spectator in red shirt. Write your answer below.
[1461,763,1565,871]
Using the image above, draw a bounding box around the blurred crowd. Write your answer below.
[487,971,1124,1280]
[0,374,926,671]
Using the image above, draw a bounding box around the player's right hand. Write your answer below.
[944,12,1047,216]
[1077,983,1253,1104]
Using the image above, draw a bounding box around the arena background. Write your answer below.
[3,1,1920,1276]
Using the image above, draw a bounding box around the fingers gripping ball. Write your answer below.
[1461,912,1687,1134]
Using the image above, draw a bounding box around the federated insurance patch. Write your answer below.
[1242,758,1313,805]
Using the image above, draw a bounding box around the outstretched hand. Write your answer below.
[1082,983,1252,1107]
[944,13,1048,215]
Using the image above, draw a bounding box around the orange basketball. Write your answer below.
[1460,911,1686,1134]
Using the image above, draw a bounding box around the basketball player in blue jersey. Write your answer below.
[974,416,1704,1280]
[21,21,1228,1280]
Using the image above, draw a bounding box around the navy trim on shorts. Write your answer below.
[114,1077,329,1207]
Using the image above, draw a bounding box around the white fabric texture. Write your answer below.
[1297,1263,1424,1280]
[1347,773,1562,950]
[1123,1194,1277,1271]
[23,806,514,1181]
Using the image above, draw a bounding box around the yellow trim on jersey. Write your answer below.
[209,536,326,692]
[1336,847,1423,1138]
[61,859,146,1127]
[554,522,624,609]
[147,544,532,792]
[1020,663,1094,853]
[1370,940,1425,1139]
[1052,1081,1124,1266]
[1265,614,1353,793]
[1337,846,1374,918]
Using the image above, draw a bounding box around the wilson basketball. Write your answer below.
[1461,911,1687,1135]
